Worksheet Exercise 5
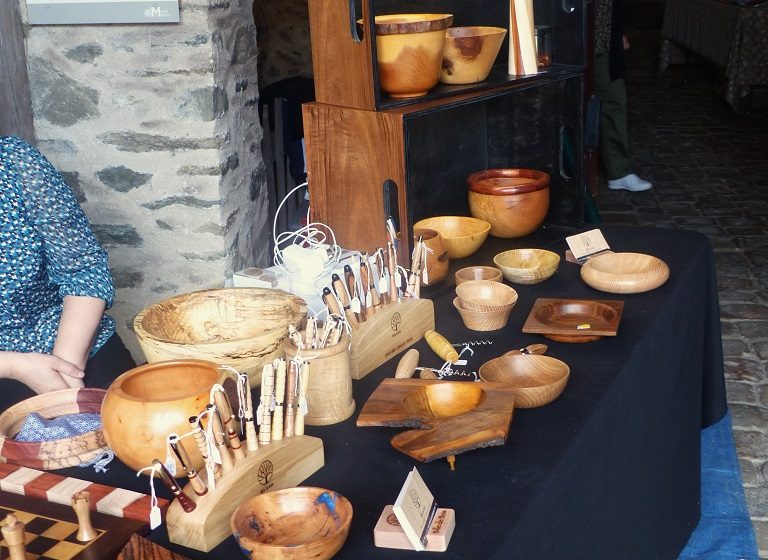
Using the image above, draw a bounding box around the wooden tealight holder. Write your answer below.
[165,435,324,552]
[350,298,435,379]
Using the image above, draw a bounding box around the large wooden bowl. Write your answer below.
[413,216,491,259]
[467,169,550,238]
[231,487,353,560]
[455,265,503,285]
[494,248,560,285]
[478,353,570,408]
[453,297,514,331]
[581,252,670,294]
[440,26,507,85]
[134,288,306,385]
[0,388,107,470]
[374,14,454,98]
[101,359,221,472]
[455,280,518,312]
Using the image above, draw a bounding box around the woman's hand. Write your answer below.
[0,351,85,394]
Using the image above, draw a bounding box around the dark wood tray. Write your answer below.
[522,298,625,343]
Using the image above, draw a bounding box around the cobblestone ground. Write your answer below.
[596,73,768,557]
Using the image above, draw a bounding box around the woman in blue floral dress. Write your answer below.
[0,136,134,410]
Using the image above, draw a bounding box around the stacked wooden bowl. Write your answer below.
[453,280,518,331]
[455,265,503,285]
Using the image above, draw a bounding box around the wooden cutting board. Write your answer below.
[356,379,516,462]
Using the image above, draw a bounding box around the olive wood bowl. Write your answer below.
[453,297,514,331]
[413,216,491,259]
[478,353,570,408]
[493,248,560,285]
[580,252,670,294]
[455,265,503,285]
[231,487,353,560]
[455,280,518,312]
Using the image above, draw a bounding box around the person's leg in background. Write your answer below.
[595,52,652,192]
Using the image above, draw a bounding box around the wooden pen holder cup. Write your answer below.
[284,332,355,426]
[349,298,435,380]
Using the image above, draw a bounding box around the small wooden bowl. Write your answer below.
[455,265,503,285]
[134,287,306,385]
[478,354,570,408]
[0,388,107,471]
[453,297,514,331]
[101,359,221,472]
[374,14,454,98]
[581,252,670,294]
[493,248,560,285]
[413,216,491,259]
[440,26,507,85]
[403,382,486,417]
[467,169,550,238]
[231,487,353,560]
[455,280,518,312]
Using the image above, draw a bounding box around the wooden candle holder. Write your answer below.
[350,298,435,380]
[165,435,324,552]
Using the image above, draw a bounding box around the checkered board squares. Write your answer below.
[0,505,105,560]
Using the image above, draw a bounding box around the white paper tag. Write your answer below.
[566,229,611,262]
[454,359,467,366]
[379,275,389,294]
[150,505,162,530]
[350,297,361,313]
[365,291,372,308]
[299,398,308,416]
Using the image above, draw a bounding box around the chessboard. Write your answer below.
[0,491,146,560]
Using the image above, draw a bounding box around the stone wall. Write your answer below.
[253,0,313,86]
[21,0,269,360]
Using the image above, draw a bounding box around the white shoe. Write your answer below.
[608,173,652,192]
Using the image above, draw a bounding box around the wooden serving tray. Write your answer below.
[356,379,516,462]
[522,298,625,343]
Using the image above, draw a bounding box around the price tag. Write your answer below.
[350,297,361,313]
[379,275,389,294]
[566,229,611,263]
[299,398,309,416]
[150,505,162,530]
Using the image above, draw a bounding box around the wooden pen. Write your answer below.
[344,264,364,322]
[153,459,196,513]
[258,363,274,445]
[321,286,343,317]
[332,273,359,329]
[213,388,246,461]
[387,241,399,303]
[359,254,374,317]
[189,416,220,480]
[284,360,298,437]
[169,436,208,496]
[207,404,234,473]
[272,359,286,441]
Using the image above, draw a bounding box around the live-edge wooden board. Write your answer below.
[357,379,516,462]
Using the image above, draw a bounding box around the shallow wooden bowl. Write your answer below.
[522,298,624,343]
[101,359,221,472]
[467,169,550,238]
[0,388,107,470]
[493,248,560,285]
[478,354,570,408]
[455,280,518,311]
[134,287,306,384]
[374,13,454,98]
[581,252,670,294]
[231,487,353,560]
[413,216,491,259]
[455,265,503,285]
[453,297,514,331]
[440,26,507,85]
[403,382,486,417]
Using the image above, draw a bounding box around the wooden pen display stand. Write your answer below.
[350,298,435,380]
[165,435,323,552]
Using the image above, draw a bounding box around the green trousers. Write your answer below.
[594,53,633,180]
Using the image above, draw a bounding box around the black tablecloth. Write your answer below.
[62,225,727,560]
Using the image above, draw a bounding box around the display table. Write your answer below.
[57,225,727,559]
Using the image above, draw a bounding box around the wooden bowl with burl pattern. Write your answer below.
[468,168,550,238]
[494,248,560,285]
[413,216,491,259]
[479,353,570,408]
[581,252,670,294]
[231,487,353,560]
[440,26,507,85]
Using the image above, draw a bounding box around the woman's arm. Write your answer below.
[0,351,85,394]
[53,295,107,372]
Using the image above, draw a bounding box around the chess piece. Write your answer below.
[72,490,98,541]
[2,513,26,560]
